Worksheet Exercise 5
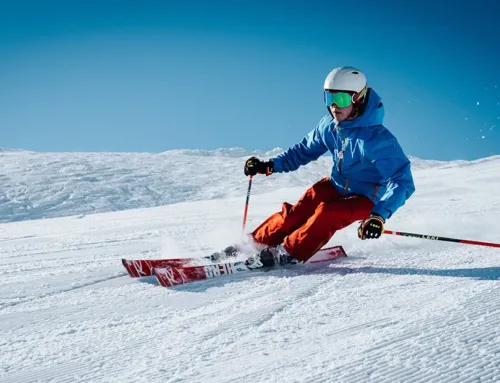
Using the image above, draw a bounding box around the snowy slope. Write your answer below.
[0,148,471,223]
[1,150,500,382]
[0,147,320,223]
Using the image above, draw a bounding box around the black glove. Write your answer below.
[244,157,274,176]
[358,214,385,240]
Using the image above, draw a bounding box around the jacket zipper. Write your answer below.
[337,125,347,175]
[337,125,349,194]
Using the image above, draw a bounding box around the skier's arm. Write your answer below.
[271,119,329,173]
[368,138,415,220]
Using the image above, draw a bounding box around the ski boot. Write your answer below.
[245,245,298,269]
[209,245,240,262]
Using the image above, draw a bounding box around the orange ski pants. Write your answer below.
[251,177,374,262]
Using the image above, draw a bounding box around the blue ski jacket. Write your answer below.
[271,88,415,220]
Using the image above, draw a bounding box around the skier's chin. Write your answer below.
[333,112,347,122]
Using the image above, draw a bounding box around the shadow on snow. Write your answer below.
[344,266,500,281]
[139,263,500,293]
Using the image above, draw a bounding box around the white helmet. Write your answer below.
[324,66,367,93]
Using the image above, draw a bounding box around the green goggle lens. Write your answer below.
[324,91,353,108]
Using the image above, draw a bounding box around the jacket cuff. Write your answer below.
[371,208,390,221]
[270,157,283,173]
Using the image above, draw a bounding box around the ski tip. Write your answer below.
[333,245,347,257]
[340,246,347,257]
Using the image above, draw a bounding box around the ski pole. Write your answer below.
[384,230,500,249]
[242,176,253,233]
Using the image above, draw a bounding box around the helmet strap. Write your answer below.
[349,104,360,119]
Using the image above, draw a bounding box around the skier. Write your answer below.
[242,66,415,268]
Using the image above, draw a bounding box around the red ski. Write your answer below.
[153,245,347,287]
[122,245,346,278]
[154,261,249,287]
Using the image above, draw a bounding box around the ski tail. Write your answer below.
[122,246,242,278]
[122,258,196,278]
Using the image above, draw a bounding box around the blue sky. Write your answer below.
[1,0,499,160]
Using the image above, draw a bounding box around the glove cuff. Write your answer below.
[265,161,274,176]
[370,213,385,223]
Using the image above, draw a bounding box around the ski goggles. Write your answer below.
[324,91,355,108]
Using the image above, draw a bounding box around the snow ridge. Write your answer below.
[1,148,499,223]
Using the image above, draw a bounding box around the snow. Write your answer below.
[0,147,315,223]
[0,148,493,224]
[1,149,499,382]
